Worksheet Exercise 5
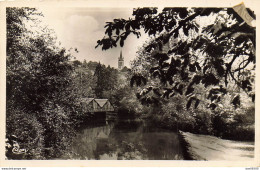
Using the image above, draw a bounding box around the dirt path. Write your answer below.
[180,131,254,161]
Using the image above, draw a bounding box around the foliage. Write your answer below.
[70,60,142,120]
[155,95,213,134]
[131,40,254,139]
[96,7,255,110]
[210,94,255,140]
[67,59,142,120]
[6,107,45,159]
[71,61,96,98]
[38,101,77,158]
[114,85,145,119]
[94,63,119,98]
[6,7,81,159]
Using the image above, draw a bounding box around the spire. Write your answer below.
[119,50,123,60]
[118,50,124,69]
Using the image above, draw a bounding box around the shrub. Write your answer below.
[6,107,45,159]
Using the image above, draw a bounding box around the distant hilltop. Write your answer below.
[70,60,129,72]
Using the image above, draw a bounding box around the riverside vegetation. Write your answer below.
[6,7,255,160]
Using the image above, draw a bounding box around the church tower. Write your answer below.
[118,50,124,70]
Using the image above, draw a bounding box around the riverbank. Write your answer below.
[179,131,254,161]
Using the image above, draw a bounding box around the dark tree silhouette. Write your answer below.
[96,7,255,109]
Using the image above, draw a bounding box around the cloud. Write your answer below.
[63,15,100,43]
[40,7,149,68]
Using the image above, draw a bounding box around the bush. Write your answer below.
[149,93,255,141]
[37,101,77,158]
[154,96,213,134]
[6,7,80,159]
[6,107,45,159]
[212,106,255,141]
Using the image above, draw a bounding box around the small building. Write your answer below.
[80,98,100,112]
[95,99,114,112]
[80,98,116,122]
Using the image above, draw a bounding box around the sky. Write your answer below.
[37,3,257,69]
[39,7,149,68]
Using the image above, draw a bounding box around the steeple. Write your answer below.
[119,50,123,60]
[118,50,124,69]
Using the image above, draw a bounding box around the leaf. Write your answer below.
[136,93,141,99]
[193,38,205,50]
[140,87,152,96]
[210,95,218,102]
[214,59,225,76]
[150,66,159,73]
[131,20,140,30]
[116,29,120,35]
[209,103,217,110]
[219,86,227,94]
[153,53,169,61]
[194,25,199,33]
[141,76,147,85]
[241,80,252,91]
[180,71,188,81]
[175,84,184,95]
[153,88,161,96]
[120,39,124,47]
[152,70,160,78]
[207,89,218,99]
[232,95,240,109]
[185,86,194,96]
[182,54,190,68]
[166,64,178,77]
[173,31,179,38]
[183,27,189,36]
[194,99,200,109]
[125,22,130,31]
[130,75,136,87]
[169,92,175,97]
[205,42,225,56]
[191,75,201,84]
[175,59,181,67]
[194,62,201,71]
[161,62,170,68]
[202,73,219,87]
[105,27,112,37]
[140,97,147,105]
[186,97,193,109]
[234,34,247,46]
[130,75,147,87]
[178,41,189,55]
[251,94,255,102]
[177,8,188,19]
[162,91,170,99]
[189,64,196,72]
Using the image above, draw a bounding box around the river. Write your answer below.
[62,120,184,160]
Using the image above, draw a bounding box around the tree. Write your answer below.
[93,63,119,98]
[93,63,106,98]
[96,7,255,110]
[6,7,81,159]
[71,60,96,98]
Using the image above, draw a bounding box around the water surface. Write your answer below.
[63,121,184,160]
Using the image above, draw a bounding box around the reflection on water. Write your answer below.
[63,121,184,160]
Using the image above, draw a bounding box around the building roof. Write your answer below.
[81,98,114,112]
[95,99,108,107]
[81,98,112,108]
[81,98,95,104]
